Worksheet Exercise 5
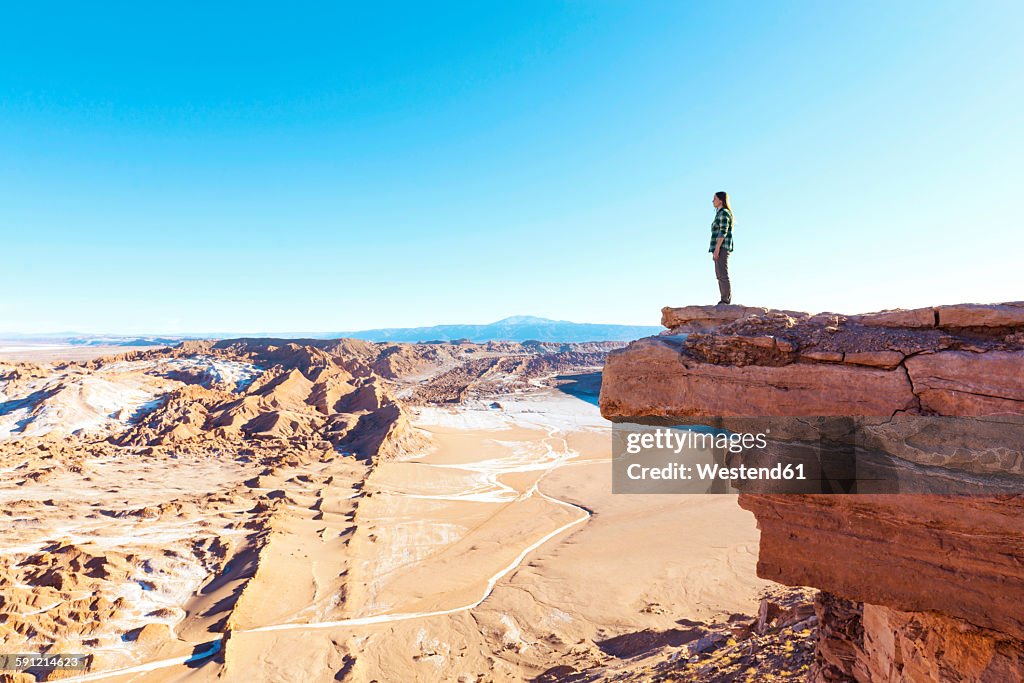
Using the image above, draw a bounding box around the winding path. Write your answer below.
[61,423,592,682]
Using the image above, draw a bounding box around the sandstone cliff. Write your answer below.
[599,302,1024,681]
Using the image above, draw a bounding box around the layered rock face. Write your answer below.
[600,302,1024,681]
[607,302,1024,419]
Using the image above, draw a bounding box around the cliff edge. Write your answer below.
[599,302,1024,681]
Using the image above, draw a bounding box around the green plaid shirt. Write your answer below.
[709,207,734,253]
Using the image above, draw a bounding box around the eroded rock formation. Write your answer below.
[600,302,1024,681]
[0,337,619,678]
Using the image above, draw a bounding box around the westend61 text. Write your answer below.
[624,427,768,454]
[627,462,806,481]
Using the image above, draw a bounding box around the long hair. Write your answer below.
[715,191,732,213]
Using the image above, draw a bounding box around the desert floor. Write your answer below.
[0,344,172,363]
[35,385,772,683]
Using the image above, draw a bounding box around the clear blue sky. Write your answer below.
[2,2,1021,334]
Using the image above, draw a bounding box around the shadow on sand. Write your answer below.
[552,371,602,406]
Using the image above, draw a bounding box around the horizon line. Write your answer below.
[0,315,664,339]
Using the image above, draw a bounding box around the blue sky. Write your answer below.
[2,2,1021,334]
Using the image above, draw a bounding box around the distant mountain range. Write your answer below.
[333,316,660,343]
[2,317,660,346]
[0,334,194,348]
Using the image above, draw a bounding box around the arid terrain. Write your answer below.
[0,337,803,683]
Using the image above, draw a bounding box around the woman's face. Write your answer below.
[712,195,722,208]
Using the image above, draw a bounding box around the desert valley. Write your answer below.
[1,334,809,682]
[6,4,1022,681]
[2,301,1022,682]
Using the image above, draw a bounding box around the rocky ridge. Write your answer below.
[600,302,1024,681]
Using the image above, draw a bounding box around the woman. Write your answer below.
[709,191,734,305]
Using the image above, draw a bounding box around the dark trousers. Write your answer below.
[714,250,731,304]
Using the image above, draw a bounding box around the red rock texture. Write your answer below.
[860,604,1024,682]
[905,350,1024,415]
[605,302,1024,422]
[661,304,783,331]
[599,335,917,418]
[738,494,1024,639]
[599,302,1024,682]
[810,592,1024,683]
[936,302,1024,328]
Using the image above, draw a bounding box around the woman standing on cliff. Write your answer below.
[710,191,734,305]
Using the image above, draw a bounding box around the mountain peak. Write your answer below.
[334,316,661,343]
[492,315,558,325]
